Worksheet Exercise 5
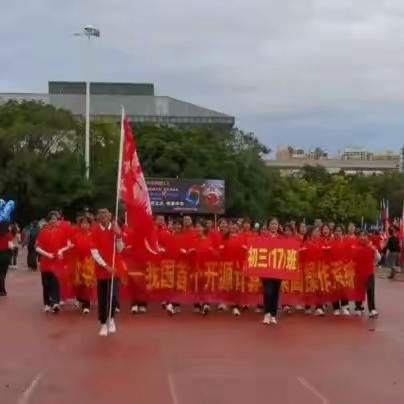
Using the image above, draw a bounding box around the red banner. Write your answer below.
[119,243,371,306]
[245,237,301,280]
[61,242,373,306]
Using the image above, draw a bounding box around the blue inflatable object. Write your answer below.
[0,200,16,223]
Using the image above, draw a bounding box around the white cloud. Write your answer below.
[1,0,404,151]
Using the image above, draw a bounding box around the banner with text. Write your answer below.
[245,237,301,280]
[119,245,370,305]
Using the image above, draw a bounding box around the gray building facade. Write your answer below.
[0,81,235,127]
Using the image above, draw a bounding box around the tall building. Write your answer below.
[373,150,400,161]
[341,148,371,161]
[0,81,235,128]
[270,145,400,175]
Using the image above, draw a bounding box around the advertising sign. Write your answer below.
[146,178,225,214]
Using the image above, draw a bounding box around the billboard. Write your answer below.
[146,178,225,214]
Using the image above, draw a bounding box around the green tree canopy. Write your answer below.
[0,101,402,226]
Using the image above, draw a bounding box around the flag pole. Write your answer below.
[107,106,125,334]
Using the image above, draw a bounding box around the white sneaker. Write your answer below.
[314,308,325,316]
[44,305,51,313]
[218,303,229,312]
[270,317,278,325]
[354,309,364,316]
[99,324,108,336]
[131,305,139,314]
[232,307,241,316]
[52,304,61,314]
[115,307,120,314]
[262,313,271,325]
[369,310,379,318]
[202,304,211,315]
[166,303,175,315]
[341,306,350,316]
[108,319,116,334]
[82,308,90,315]
[283,305,292,314]
[138,305,147,313]
[333,309,341,316]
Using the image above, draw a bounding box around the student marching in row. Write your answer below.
[29,210,383,335]
[148,215,381,325]
[34,209,123,336]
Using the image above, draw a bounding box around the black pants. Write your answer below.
[11,247,18,266]
[41,272,60,306]
[355,274,376,312]
[332,300,349,310]
[0,250,11,295]
[97,279,119,325]
[262,279,281,317]
[27,247,38,270]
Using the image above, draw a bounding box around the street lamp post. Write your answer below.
[74,25,100,179]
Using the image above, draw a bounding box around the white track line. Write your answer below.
[297,376,330,404]
[168,373,180,404]
[18,373,43,404]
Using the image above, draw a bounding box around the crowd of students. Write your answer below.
[0,209,402,336]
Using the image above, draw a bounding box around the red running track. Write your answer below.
[1,269,404,404]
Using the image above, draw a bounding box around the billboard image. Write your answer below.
[146,178,225,214]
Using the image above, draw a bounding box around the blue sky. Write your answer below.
[2,0,404,156]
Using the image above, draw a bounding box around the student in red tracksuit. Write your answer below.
[70,214,96,314]
[182,215,197,239]
[281,223,300,314]
[259,224,269,237]
[261,218,283,326]
[344,222,358,247]
[206,218,221,248]
[36,211,70,313]
[321,224,333,246]
[191,220,216,315]
[354,231,380,318]
[301,225,325,316]
[297,222,307,241]
[319,223,334,314]
[240,218,256,246]
[163,219,187,315]
[218,221,246,316]
[91,209,124,336]
[155,215,172,251]
[216,219,231,312]
[330,225,351,316]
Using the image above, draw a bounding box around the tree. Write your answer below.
[0,101,400,225]
[316,176,378,223]
[0,101,274,223]
[275,178,317,222]
[300,165,330,183]
[0,101,90,223]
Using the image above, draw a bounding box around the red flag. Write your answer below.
[120,117,158,254]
